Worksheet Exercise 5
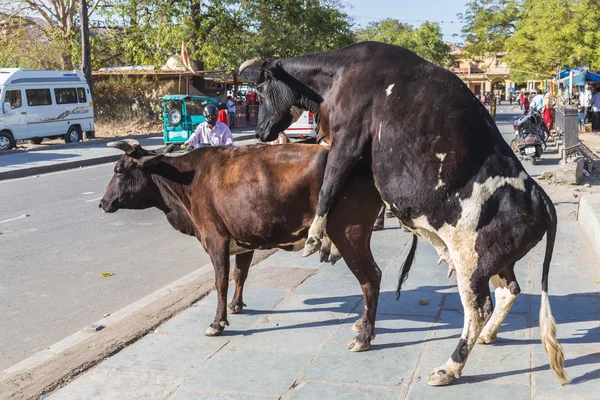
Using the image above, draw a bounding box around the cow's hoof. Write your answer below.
[204,320,228,336]
[329,253,342,265]
[302,236,321,257]
[319,249,331,263]
[227,302,246,314]
[477,333,497,344]
[347,337,371,352]
[351,319,363,333]
[427,368,458,386]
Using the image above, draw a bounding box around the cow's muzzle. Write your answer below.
[99,198,117,213]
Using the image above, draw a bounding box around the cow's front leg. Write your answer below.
[428,268,492,386]
[228,251,254,314]
[205,238,231,336]
[303,136,366,257]
[478,265,520,344]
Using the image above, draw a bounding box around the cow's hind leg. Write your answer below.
[228,251,254,314]
[303,134,366,257]
[478,264,520,344]
[428,266,493,386]
[325,165,382,351]
[205,239,231,336]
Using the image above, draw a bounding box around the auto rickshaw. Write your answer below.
[161,95,219,144]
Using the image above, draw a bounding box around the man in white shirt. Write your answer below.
[580,84,593,123]
[183,104,234,148]
[592,88,600,131]
[226,96,237,128]
[532,92,544,111]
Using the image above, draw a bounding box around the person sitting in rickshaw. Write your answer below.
[183,104,234,149]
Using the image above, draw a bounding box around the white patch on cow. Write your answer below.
[434,153,447,191]
[412,172,528,379]
[385,83,395,97]
[378,122,383,142]
[478,275,517,343]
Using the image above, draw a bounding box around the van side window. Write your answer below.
[26,89,52,106]
[77,87,87,103]
[54,88,78,104]
[6,90,22,109]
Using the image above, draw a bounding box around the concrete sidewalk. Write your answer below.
[48,214,600,400]
[0,128,257,181]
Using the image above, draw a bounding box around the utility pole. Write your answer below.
[80,0,95,138]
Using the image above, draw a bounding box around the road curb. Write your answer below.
[0,134,257,181]
[578,193,600,262]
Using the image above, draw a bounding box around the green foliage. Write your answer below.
[459,0,522,57]
[355,19,451,66]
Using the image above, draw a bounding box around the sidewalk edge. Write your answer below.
[578,193,600,263]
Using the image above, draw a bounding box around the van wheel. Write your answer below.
[64,126,82,143]
[29,138,43,145]
[0,131,16,150]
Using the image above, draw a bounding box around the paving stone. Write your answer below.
[289,381,402,400]
[194,287,289,313]
[257,250,322,269]
[181,349,312,396]
[371,245,401,262]
[156,306,260,337]
[409,378,531,400]
[99,333,229,376]
[416,314,531,386]
[375,289,444,317]
[50,367,184,400]
[304,342,420,386]
[293,271,363,296]
[330,316,436,350]
[268,293,361,322]
[533,351,600,399]
[231,319,338,355]
[244,266,317,289]
[170,391,275,399]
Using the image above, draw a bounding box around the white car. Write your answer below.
[284,111,317,140]
[0,68,94,150]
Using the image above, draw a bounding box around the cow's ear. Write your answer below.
[137,154,164,169]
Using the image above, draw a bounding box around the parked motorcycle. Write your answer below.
[511,109,547,165]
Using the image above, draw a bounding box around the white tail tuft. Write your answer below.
[539,291,569,385]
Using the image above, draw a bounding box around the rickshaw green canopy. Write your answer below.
[160,95,219,144]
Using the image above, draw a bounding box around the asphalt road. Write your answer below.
[0,163,213,371]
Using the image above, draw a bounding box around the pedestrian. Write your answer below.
[522,93,530,114]
[519,92,524,110]
[217,103,229,126]
[592,87,600,132]
[227,96,236,128]
[183,104,234,148]
[580,84,593,124]
[532,92,544,111]
[490,93,497,120]
[542,93,554,132]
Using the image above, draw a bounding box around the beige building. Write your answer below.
[449,48,515,100]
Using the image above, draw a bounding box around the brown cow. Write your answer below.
[99,140,383,351]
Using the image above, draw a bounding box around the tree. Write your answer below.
[458,0,522,57]
[0,0,103,69]
[355,19,451,66]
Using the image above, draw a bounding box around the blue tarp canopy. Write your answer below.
[559,70,600,86]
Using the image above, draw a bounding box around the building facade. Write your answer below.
[449,48,515,100]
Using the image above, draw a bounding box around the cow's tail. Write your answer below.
[539,189,568,385]
[396,234,418,300]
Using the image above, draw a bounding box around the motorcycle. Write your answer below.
[511,108,547,165]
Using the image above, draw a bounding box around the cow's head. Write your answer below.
[99,139,173,213]
[239,59,322,142]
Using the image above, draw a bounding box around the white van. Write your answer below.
[0,69,94,150]
[284,111,317,140]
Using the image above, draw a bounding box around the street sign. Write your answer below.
[508,87,515,92]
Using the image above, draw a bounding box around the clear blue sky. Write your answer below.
[343,0,468,42]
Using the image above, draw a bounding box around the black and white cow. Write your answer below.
[239,41,567,386]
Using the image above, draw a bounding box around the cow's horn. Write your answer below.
[239,59,265,73]
[107,139,140,155]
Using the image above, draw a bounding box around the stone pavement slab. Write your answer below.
[50,203,600,399]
